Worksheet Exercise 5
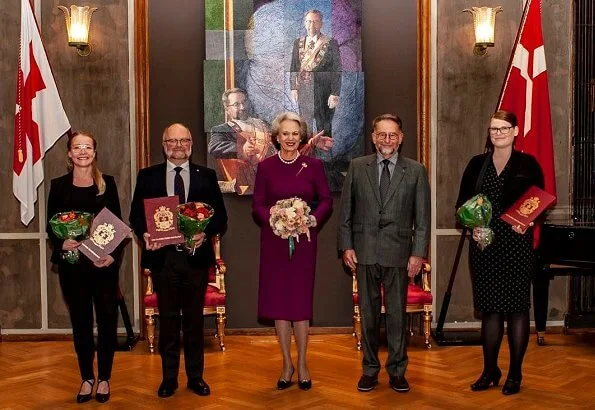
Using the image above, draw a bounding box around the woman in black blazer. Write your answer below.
[456,111,544,395]
[46,131,123,403]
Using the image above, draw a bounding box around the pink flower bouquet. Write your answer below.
[269,197,317,259]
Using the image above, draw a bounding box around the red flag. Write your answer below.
[13,0,71,226]
[498,0,556,197]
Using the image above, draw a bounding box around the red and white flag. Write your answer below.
[498,0,556,197]
[13,0,70,226]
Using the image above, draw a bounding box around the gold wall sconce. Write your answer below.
[463,6,503,56]
[58,5,97,56]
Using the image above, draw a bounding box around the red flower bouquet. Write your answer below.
[49,211,94,263]
[176,202,214,254]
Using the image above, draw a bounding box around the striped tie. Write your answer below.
[379,159,391,204]
[174,166,185,204]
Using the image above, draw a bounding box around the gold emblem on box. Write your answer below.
[154,206,175,232]
[91,223,116,248]
[516,196,540,217]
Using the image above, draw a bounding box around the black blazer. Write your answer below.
[456,151,545,212]
[46,172,123,265]
[129,162,228,273]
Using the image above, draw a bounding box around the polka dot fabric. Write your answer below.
[469,162,535,313]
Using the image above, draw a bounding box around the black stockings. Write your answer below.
[481,311,529,381]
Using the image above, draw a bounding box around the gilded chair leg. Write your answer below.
[216,310,226,351]
[423,309,432,349]
[146,314,156,353]
[353,306,362,351]
[408,314,414,337]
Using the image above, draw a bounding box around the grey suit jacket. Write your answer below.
[337,154,431,267]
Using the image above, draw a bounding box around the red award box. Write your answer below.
[79,207,132,262]
[500,186,556,233]
[143,196,184,246]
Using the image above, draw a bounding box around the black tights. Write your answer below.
[480,311,529,381]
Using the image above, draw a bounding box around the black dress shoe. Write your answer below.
[187,378,210,396]
[76,379,95,403]
[157,380,178,398]
[95,380,110,403]
[357,375,378,392]
[298,379,312,390]
[389,375,410,393]
[277,368,295,390]
[470,367,502,391]
[502,379,521,395]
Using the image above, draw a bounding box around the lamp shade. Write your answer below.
[58,5,97,47]
[465,6,502,47]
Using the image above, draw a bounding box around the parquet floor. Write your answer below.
[1,333,594,409]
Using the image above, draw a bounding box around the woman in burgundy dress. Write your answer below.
[253,112,332,391]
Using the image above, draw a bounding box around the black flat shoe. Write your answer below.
[76,379,95,403]
[95,380,110,403]
[298,379,312,390]
[502,379,521,395]
[277,368,295,390]
[157,380,178,398]
[187,378,210,396]
[470,368,502,391]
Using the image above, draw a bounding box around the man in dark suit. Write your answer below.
[129,123,228,398]
[337,114,430,393]
[290,9,342,137]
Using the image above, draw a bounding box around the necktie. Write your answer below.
[174,166,185,204]
[379,159,391,204]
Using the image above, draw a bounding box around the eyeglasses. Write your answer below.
[488,126,513,135]
[164,138,192,146]
[374,132,400,141]
[71,144,94,152]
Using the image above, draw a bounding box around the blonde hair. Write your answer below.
[67,131,106,195]
[270,112,308,150]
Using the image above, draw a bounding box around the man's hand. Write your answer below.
[328,95,339,109]
[242,140,258,159]
[143,232,164,251]
[407,256,423,278]
[308,130,334,152]
[291,90,298,103]
[94,255,115,268]
[190,232,206,250]
[62,239,81,251]
[342,249,358,271]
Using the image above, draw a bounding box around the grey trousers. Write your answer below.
[356,264,408,377]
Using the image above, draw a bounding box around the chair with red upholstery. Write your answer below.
[352,261,433,349]
[143,234,227,352]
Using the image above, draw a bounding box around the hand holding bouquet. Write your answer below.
[49,211,94,263]
[176,202,214,255]
[456,194,494,250]
[269,197,317,259]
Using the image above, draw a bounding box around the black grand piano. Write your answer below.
[534,222,595,344]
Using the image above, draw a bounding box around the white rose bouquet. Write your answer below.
[269,197,317,259]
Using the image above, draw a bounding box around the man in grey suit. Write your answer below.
[337,113,430,393]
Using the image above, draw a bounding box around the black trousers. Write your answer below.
[356,264,408,377]
[154,249,209,382]
[58,261,119,381]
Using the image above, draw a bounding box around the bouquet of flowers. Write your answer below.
[49,211,94,263]
[456,194,494,250]
[176,202,214,254]
[269,197,317,259]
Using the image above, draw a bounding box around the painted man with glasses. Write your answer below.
[290,9,342,138]
[208,88,276,195]
[337,113,430,394]
[129,123,228,399]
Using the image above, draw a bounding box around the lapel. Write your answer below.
[156,163,168,197]
[382,155,406,206]
[188,163,201,201]
[364,155,381,207]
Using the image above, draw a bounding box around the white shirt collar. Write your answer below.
[167,160,189,171]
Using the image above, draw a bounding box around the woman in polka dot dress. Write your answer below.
[456,110,545,396]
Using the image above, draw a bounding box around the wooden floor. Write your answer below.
[1,333,594,409]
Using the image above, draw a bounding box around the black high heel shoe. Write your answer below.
[95,379,110,403]
[277,368,295,390]
[470,368,502,391]
[502,378,521,395]
[76,379,95,403]
[298,379,312,391]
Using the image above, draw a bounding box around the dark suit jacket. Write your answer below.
[290,35,342,97]
[129,162,228,273]
[46,172,123,266]
[337,154,431,267]
[456,151,545,211]
[208,123,238,159]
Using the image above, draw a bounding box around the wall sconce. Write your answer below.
[463,6,502,56]
[58,5,97,56]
